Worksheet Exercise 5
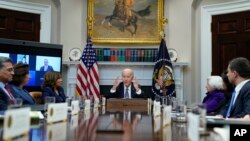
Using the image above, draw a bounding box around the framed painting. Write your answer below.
[87,0,165,44]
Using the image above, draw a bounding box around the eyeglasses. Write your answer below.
[3,67,14,73]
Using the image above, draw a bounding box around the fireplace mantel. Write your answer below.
[62,61,188,100]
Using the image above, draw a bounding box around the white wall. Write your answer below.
[193,0,242,102]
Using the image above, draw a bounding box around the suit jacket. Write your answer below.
[8,84,36,105]
[220,81,250,118]
[42,86,66,103]
[40,65,54,71]
[0,88,10,111]
[109,82,144,98]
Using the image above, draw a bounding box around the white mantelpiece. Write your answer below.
[62,61,188,100]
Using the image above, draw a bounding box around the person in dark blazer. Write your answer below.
[40,59,54,72]
[9,63,36,105]
[41,71,66,103]
[219,57,250,118]
[109,68,144,98]
[0,57,15,110]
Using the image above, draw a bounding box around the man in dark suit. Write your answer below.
[40,59,54,72]
[220,57,250,118]
[0,56,15,110]
[109,68,144,98]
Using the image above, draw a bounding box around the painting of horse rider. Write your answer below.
[88,0,164,44]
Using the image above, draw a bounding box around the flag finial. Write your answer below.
[160,31,165,39]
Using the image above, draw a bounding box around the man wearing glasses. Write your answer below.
[0,56,15,110]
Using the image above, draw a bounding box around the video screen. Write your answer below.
[1,53,61,87]
[0,38,62,91]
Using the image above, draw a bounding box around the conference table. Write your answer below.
[27,108,190,141]
[1,99,245,141]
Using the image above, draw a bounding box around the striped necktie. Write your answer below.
[124,87,129,98]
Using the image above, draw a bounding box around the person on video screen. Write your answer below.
[40,59,54,72]
[18,55,28,64]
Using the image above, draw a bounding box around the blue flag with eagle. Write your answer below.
[151,38,175,99]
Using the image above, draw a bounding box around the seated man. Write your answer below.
[109,68,144,98]
[219,57,250,118]
[0,56,15,110]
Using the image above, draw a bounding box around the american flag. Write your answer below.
[76,38,100,102]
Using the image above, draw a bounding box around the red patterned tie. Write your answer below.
[4,85,15,100]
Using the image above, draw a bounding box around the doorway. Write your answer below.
[212,10,250,75]
[0,8,40,41]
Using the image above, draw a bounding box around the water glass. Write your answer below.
[8,98,23,109]
[66,97,72,107]
[191,103,207,133]
[176,100,187,122]
[44,96,55,111]
[198,104,207,133]
[161,96,169,106]
[78,96,85,109]
[171,97,178,111]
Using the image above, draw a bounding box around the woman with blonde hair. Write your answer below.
[202,76,226,114]
[41,71,66,103]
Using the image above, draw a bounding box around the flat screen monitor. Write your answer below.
[0,38,63,91]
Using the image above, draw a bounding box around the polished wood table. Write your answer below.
[1,102,236,141]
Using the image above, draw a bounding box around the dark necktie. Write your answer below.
[226,90,236,118]
[124,87,129,98]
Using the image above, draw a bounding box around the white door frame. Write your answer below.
[200,0,250,98]
[0,0,51,43]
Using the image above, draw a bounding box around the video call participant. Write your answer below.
[219,57,250,118]
[109,68,144,98]
[40,59,54,72]
[0,56,15,110]
[41,71,66,103]
[9,63,36,105]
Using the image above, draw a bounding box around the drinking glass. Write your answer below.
[176,100,187,122]
[44,96,55,113]
[8,98,23,109]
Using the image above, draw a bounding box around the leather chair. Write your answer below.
[29,91,43,104]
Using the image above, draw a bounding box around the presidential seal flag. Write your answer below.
[76,38,100,102]
[151,38,175,99]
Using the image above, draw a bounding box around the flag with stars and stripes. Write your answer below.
[151,38,175,99]
[76,38,100,102]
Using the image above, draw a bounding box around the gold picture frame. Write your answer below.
[87,0,165,44]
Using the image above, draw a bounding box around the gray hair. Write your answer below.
[0,56,12,69]
[207,76,224,90]
[122,68,134,77]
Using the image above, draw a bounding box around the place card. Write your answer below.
[153,100,161,117]
[102,97,106,106]
[163,124,172,141]
[147,98,152,115]
[153,115,161,132]
[85,99,91,110]
[94,101,99,108]
[187,113,199,141]
[85,110,91,120]
[46,122,67,141]
[102,105,106,114]
[163,105,172,126]
[71,100,80,115]
[3,107,31,140]
[47,103,68,123]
